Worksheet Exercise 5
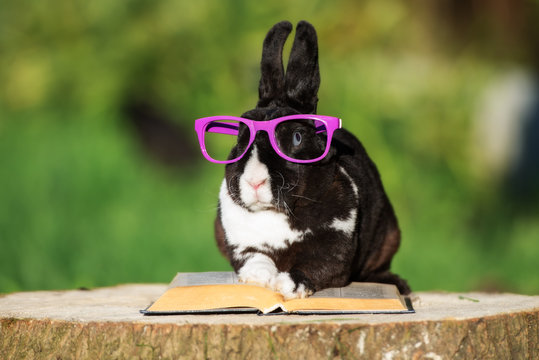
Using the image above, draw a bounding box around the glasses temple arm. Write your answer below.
[205,122,240,135]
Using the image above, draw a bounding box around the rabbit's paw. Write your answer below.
[271,272,313,300]
[237,253,278,288]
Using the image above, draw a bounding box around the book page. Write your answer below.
[146,284,285,313]
[312,282,399,299]
[169,271,239,288]
[283,297,406,313]
[282,283,406,313]
[341,282,399,298]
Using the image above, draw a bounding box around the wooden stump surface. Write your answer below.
[1,284,538,359]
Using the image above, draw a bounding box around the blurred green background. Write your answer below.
[1,0,538,294]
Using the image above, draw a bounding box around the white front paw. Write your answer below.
[270,272,313,300]
[238,266,276,287]
[238,253,278,288]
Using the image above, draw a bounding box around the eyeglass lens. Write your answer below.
[274,119,328,160]
[204,120,242,162]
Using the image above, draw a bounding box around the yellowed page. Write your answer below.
[280,281,407,312]
[282,297,407,312]
[147,284,285,313]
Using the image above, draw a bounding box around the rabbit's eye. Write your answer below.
[292,131,302,146]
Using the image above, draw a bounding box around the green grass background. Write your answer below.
[1,0,538,294]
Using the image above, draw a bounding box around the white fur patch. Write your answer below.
[238,257,310,299]
[339,166,359,198]
[329,208,357,236]
[271,272,312,299]
[238,253,278,287]
[239,146,273,210]
[219,181,305,251]
[327,166,359,235]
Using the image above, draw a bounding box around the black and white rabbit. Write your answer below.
[214,20,410,298]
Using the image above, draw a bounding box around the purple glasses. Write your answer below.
[194,114,342,164]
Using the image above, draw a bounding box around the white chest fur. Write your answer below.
[219,180,304,251]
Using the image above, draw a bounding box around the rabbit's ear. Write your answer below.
[284,21,320,114]
[257,21,293,109]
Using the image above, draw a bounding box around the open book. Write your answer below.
[142,272,414,315]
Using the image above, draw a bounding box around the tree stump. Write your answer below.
[1,284,538,359]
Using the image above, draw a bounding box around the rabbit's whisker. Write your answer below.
[283,200,296,219]
[290,194,319,203]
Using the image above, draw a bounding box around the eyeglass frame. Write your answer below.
[194,114,342,164]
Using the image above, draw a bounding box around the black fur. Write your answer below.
[215,21,410,295]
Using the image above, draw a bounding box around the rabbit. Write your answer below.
[213,20,411,299]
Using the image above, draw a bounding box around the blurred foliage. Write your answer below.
[1,0,538,294]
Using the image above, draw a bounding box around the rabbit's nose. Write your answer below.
[248,179,267,190]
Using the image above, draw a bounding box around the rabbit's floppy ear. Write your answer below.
[257,21,293,109]
[284,21,320,114]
